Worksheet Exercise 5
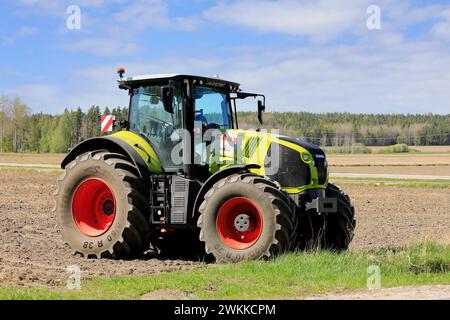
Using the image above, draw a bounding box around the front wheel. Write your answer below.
[197,174,297,262]
[295,183,356,251]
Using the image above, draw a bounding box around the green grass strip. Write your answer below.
[1,241,448,300]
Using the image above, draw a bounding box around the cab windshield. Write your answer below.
[194,86,232,130]
[129,85,182,169]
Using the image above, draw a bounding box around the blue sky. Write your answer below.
[1,0,450,114]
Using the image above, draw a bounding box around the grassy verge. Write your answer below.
[1,242,448,300]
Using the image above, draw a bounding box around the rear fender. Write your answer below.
[61,136,157,185]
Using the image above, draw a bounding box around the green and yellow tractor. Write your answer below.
[54,70,355,262]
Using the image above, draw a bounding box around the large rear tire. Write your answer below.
[197,173,297,262]
[54,151,150,258]
[295,183,355,251]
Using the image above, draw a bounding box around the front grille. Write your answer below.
[170,175,187,224]
[266,143,311,188]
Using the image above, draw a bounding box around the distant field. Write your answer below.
[327,152,450,177]
[327,153,450,166]
[0,153,64,165]
[368,145,450,153]
[330,165,450,176]
[1,148,450,165]
[2,150,450,177]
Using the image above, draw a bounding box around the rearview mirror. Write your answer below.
[257,100,265,124]
[161,83,174,114]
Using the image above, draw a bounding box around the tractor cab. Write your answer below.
[118,72,265,178]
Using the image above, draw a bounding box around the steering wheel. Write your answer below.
[194,114,208,133]
[206,123,221,130]
[138,113,175,143]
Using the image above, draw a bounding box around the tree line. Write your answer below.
[0,96,127,153]
[1,95,449,153]
[239,112,450,147]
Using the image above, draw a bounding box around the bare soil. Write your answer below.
[0,170,449,288]
[345,184,450,250]
[0,171,200,288]
[0,153,64,165]
[305,285,450,300]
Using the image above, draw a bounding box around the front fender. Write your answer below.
[191,164,260,220]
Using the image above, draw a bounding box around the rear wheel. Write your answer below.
[295,183,355,251]
[197,174,297,262]
[54,151,150,258]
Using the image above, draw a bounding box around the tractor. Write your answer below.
[54,70,355,262]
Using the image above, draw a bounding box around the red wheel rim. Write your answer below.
[216,197,263,250]
[72,178,116,237]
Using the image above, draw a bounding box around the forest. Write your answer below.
[0,96,449,153]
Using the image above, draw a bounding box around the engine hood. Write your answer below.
[277,136,325,157]
[224,129,325,157]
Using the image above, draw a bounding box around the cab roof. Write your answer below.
[118,74,240,91]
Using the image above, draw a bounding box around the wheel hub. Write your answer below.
[72,178,116,237]
[216,197,263,250]
[234,214,250,232]
[103,199,115,216]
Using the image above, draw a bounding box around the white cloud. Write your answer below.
[113,0,169,31]
[16,0,115,11]
[16,0,62,12]
[4,84,60,113]
[5,0,450,115]
[111,0,202,32]
[13,0,106,18]
[62,37,143,56]
[1,26,39,44]
[203,0,369,42]
[218,38,450,114]
[63,58,223,112]
[54,0,201,57]
[203,0,450,43]
[431,9,450,41]
[55,33,450,115]
[11,32,450,115]
[432,22,450,40]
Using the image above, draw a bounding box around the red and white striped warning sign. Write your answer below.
[101,115,115,132]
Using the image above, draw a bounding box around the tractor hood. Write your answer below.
[277,136,326,158]
[216,129,328,192]
[224,129,326,159]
